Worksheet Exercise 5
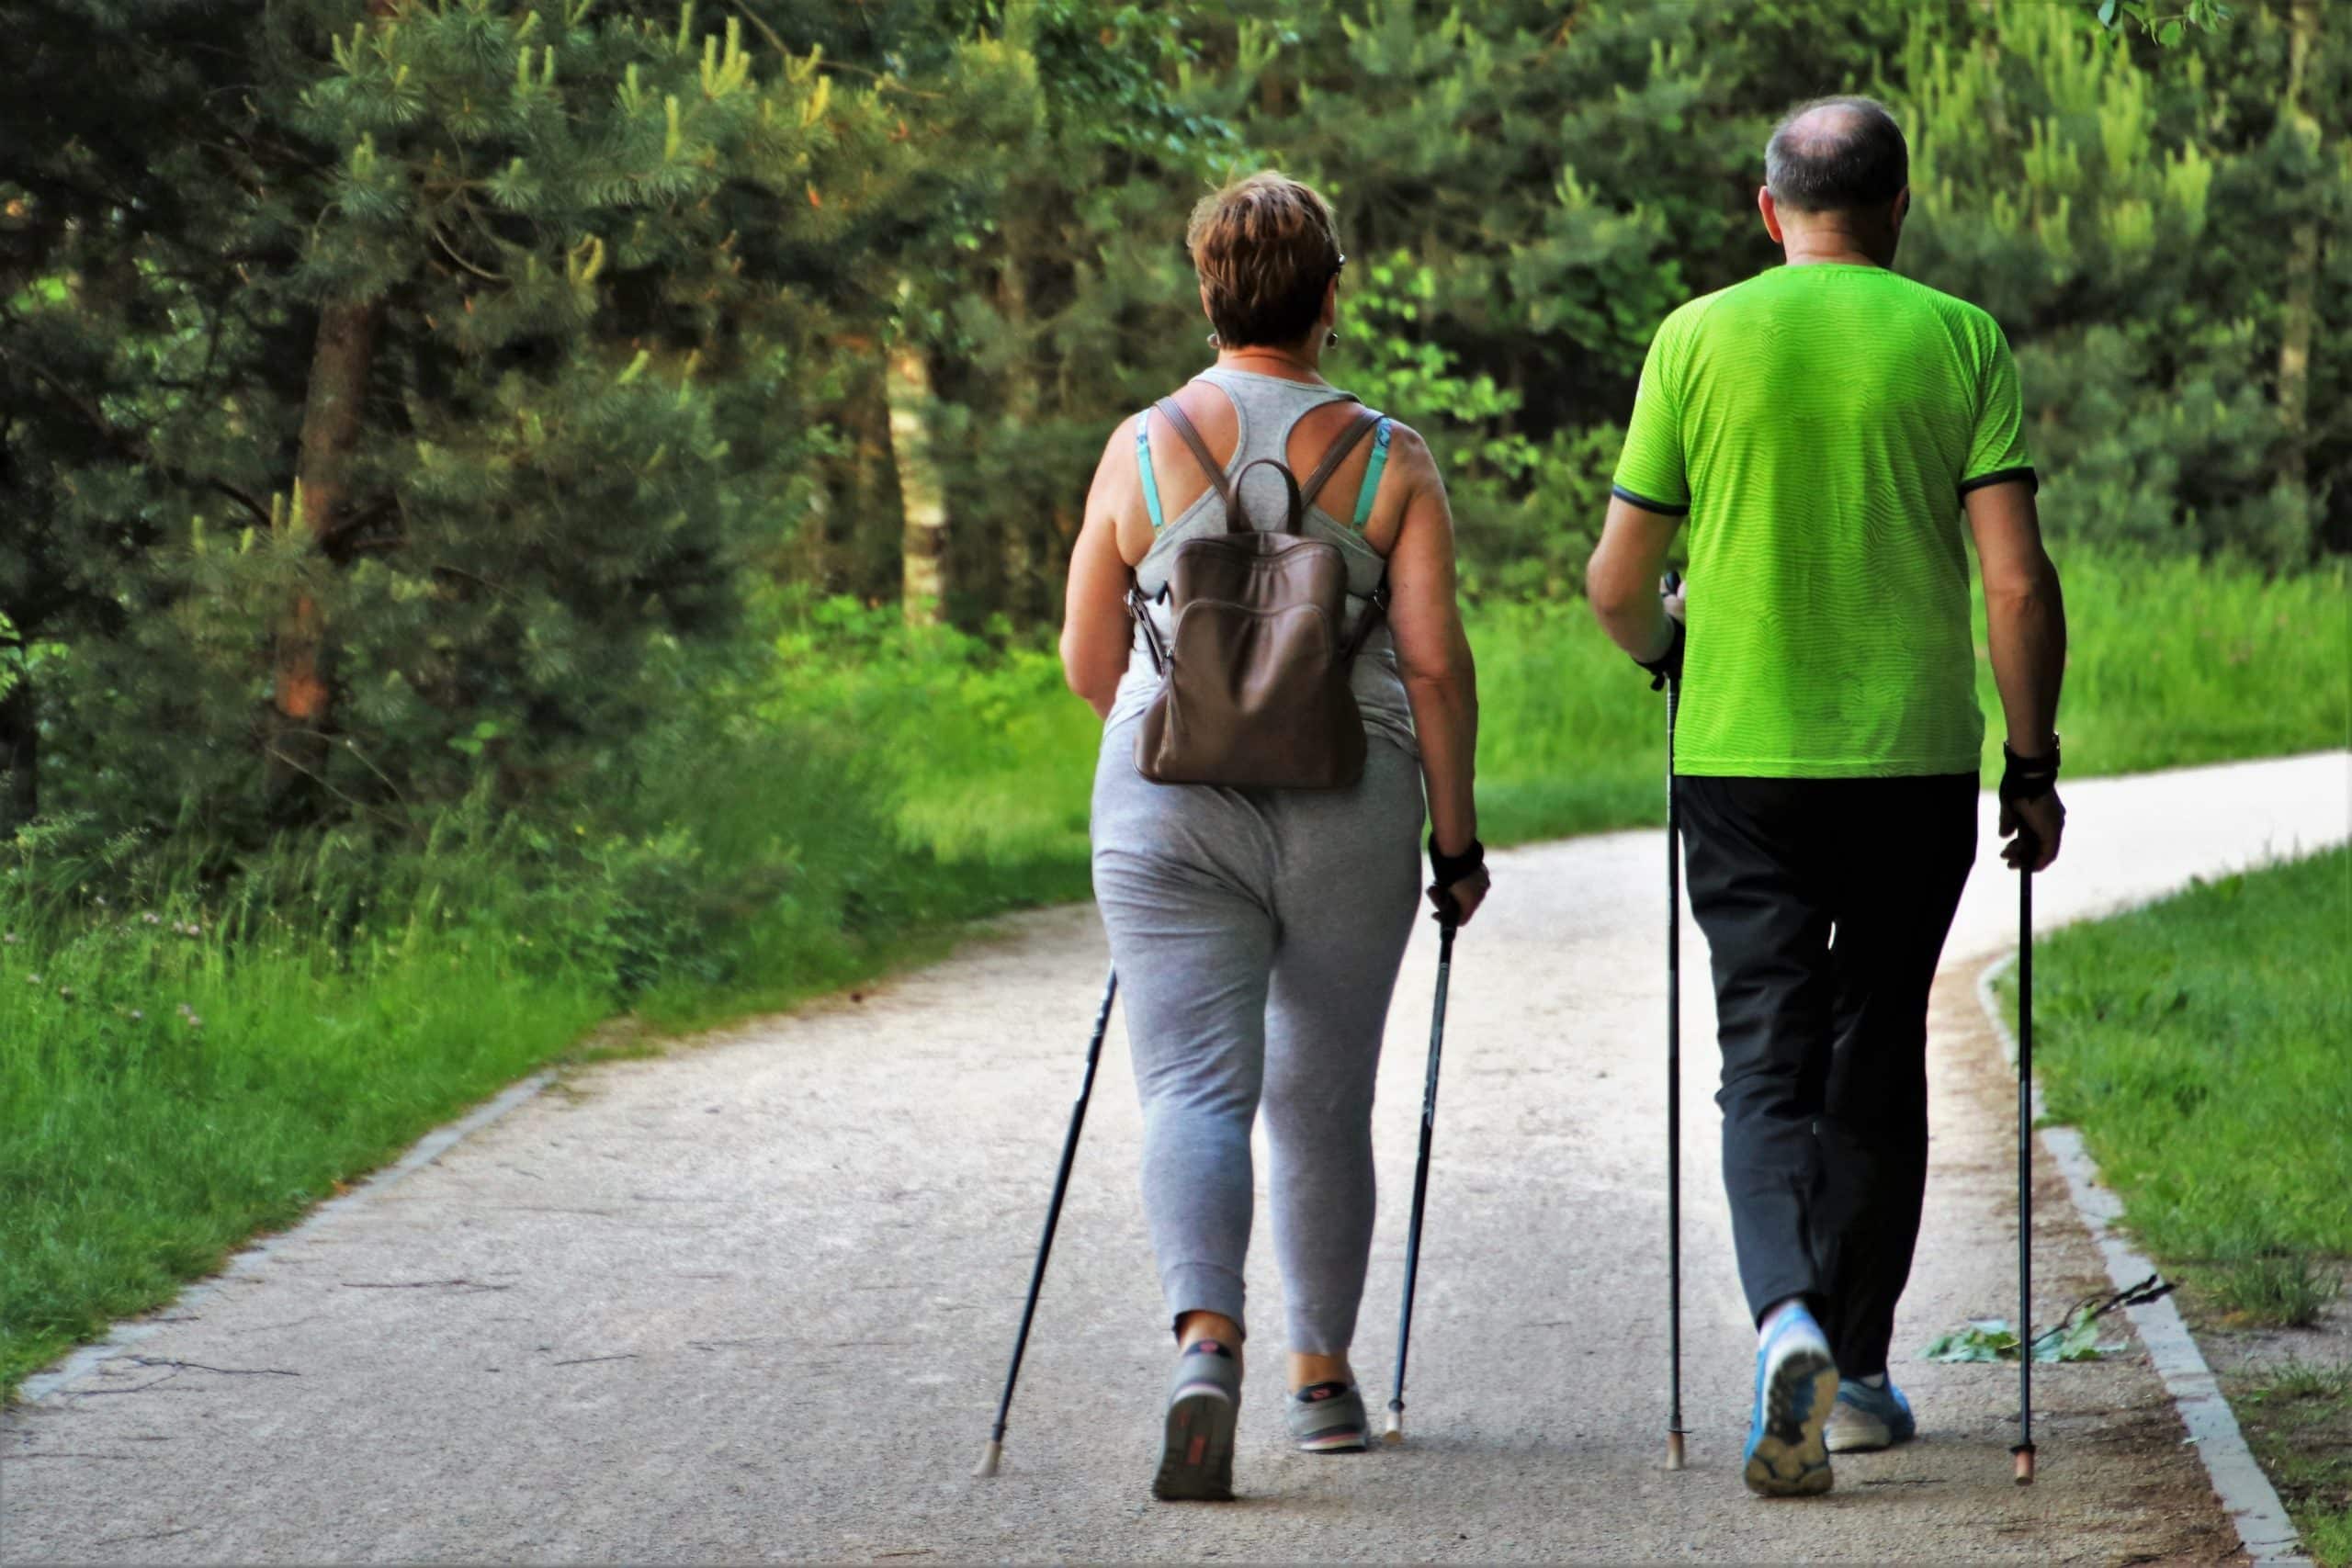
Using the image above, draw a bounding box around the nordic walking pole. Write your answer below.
[974,968,1119,1479]
[1661,570,1687,1472]
[2014,857,2038,1486]
[1383,898,1460,1444]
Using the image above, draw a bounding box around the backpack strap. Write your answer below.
[1297,407,1385,517]
[1225,457,1305,536]
[1127,581,1170,675]
[1339,570,1392,664]
[1151,397,1231,506]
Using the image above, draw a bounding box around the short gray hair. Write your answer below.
[1765,96,1908,213]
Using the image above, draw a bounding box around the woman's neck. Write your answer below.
[1216,341,1325,383]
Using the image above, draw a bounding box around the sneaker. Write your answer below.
[1825,1377,1917,1452]
[1743,1303,1839,1497]
[1285,1381,1369,1453]
[1151,1340,1240,1502]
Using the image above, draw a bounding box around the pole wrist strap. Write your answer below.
[1428,834,1486,887]
[1999,739,2062,803]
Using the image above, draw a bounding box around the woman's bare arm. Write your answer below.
[1060,414,1145,718]
[1382,424,1483,917]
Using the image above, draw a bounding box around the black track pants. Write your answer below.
[1676,773,1977,1379]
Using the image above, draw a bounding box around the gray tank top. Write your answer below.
[1105,367,1419,760]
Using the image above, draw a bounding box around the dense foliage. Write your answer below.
[2,0,2339,880]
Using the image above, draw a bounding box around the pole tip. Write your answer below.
[1382,1408,1405,1445]
[2012,1446,2035,1486]
[973,1440,1002,1479]
[1666,1431,1685,1472]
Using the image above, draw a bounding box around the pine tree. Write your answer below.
[5,0,1035,840]
[1901,0,2324,563]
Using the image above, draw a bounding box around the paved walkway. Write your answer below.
[6,752,2346,1563]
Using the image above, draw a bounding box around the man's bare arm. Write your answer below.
[1965,478,2066,869]
[1588,496,1684,660]
[1965,479,2064,755]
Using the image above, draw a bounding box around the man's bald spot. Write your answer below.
[1781,104,1873,159]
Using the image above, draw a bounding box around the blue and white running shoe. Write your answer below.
[1743,1303,1839,1497]
[1825,1376,1917,1452]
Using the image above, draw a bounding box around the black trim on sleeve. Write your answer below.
[1611,483,1690,517]
[1958,465,2039,498]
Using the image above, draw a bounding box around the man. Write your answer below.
[1588,96,2068,1498]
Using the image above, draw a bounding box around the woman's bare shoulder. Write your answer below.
[1379,419,1440,482]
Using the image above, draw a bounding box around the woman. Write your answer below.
[1059,171,1487,1502]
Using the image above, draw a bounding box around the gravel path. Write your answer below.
[5,752,2346,1564]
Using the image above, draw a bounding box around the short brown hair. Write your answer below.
[1186,172,1343,350]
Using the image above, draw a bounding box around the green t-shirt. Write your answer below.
[1612,263,2034,778]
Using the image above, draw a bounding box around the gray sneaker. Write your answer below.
[1152,1340,1241,1502]
[1285,1381,1369,1453]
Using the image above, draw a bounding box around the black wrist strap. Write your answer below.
[1428,833,1486,887]
[1999,739,2062,802]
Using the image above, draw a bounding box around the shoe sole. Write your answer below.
[1744,1351,1839,1497]
[1293,1427,1367,1454]
[1825,1404,1912,1454]
[1151,1382,1238,1502]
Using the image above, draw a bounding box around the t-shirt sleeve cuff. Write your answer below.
[1958,465,2038,497]
[1611,483,1690,517]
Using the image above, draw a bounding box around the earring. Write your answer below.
[1205,332,1221,348]
[1326,330,1339,347]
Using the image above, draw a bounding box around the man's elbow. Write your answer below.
[1587,553,1642,626]
[1984,556,2064,618]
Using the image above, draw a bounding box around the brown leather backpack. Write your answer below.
[1127,397,1390,790]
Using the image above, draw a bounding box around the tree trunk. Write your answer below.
[842,351,900,603]
[2278,0,2320,493]
[998,223,1038,623]
[270,298,378,806]
[268,0,398,811]
[886,337,948,626]
[0,671,35,832]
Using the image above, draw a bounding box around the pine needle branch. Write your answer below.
[0,344,274,528]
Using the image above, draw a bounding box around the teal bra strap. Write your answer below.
[1136,412,1167,533]
[1352,418,1393,531]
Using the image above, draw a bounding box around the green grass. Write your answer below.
[2211,1254,2344,1330]
[2235,1362,2352,1568]
[2024,844,2352,1562]
[2029,846,2352,1265]
[2031,552,2351,775]
[4,547,2345,1399]
[0,874,623,1391]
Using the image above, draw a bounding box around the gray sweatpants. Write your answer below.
[1091,726,1423,1354]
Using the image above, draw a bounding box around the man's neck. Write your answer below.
[1780,224,1893,268]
